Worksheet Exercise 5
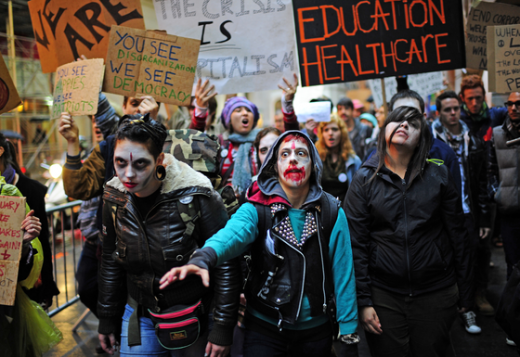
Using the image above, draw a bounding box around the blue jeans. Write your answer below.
[120,304,209,356]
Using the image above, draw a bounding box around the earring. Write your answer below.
[155,165,166,181]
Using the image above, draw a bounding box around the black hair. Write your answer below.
[436,91,460,112]
[371,106,431,182]
[337,97,353,110]
[0,133,21,174]
[116,114,167,159]
[310,96,334,113]
[389,90,425,113]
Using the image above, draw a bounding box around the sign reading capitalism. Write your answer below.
[292,0,466,86]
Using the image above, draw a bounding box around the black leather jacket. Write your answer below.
[98,154,240,345]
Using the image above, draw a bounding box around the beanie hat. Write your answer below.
[220,97,260,129]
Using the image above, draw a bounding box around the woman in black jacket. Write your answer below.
[344,106,471,357]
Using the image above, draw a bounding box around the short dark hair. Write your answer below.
[389,90,425,113]
[116,114,167,159]
[460,75,485,97]
[436,91,460,112]
[0,133,21,174]
[337,97,353,110]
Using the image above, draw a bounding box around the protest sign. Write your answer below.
[368,72,445,108]
[154,0,296,95]
[296,101,331,123]
[52,59,104,118]
[291,0,465,87]
[488,25,520,94]
[28,0,145,73]
[465,2,520,70]
[0,56,21,115]
[103,26,200,106]
[0,195,27,306]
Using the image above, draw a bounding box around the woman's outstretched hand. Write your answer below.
[278,72,299,102]
[159,264,210,289]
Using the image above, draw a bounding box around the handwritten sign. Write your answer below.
[296,102,331,123]
[368,72,445,108]
[52,59,104,118]
[291,0,465,87]
[103,26,200,106]
[28,0,144,73]
[0,56,21,115]
[465,2,520,70]
[154,0,296,95]
[0,195,26,306]
[488,25,520,94]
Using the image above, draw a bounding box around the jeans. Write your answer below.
[120,304,209,357]
[365,284,458,357]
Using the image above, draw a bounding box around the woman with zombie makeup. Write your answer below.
[316,115,361,202]
[97,114,240,357]
[160,131,359,357]
[345,106,472,357]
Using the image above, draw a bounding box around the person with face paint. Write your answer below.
[97,114,240,357]
[345,106,472,357]
[160,131,359,357]
[316,115,361,202]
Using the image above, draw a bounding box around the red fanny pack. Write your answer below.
[148,300,204,350]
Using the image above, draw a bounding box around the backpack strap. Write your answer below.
[176,196,200,246]
[318,193,340,241]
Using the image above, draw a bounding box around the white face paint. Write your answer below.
[258,132,280,166]
[114,139,160,197]
[276,138,312,191]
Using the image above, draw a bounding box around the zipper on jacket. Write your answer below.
[315,211,328,314]
[402,179,413,297]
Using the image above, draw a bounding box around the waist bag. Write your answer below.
[147,300,205,350]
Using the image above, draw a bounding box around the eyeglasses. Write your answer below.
[505,101,520,108]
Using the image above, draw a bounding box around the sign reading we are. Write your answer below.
[28,0,144,73]
[0,195,26,306]
[292,0,465,87]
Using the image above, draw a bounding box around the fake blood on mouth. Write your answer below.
[283,166,306,183]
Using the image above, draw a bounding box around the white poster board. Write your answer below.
[154,0,296,94]
[368,72,446,109]
[295,102,331,123]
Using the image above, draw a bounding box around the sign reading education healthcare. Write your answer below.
[103,26,200,106]
[28,0,145,73]
[292,0,465,87]
[52,59,104,118]
[154,0,296,95]
[487,24,520,94]
[0,195,27,306]
[465,2,520,70]
[0,56,21,115]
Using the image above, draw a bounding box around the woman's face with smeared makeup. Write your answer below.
[276,138,312,191]
[114,139,158,196]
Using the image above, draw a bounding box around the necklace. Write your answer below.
[272,204,317,249]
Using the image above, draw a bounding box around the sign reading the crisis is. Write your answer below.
[488,24,520,94]
[0,56,21,115]
[28,0,145,73]
[0,195,26,306]
[154,0,297,95]
[292,0,466,87]
[465,2,520,70]
[103,26,200,106]
[52,59,104,118]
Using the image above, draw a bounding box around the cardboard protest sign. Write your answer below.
[103,26,200,106]
[292,0,465,87]
[52,59,104,118]
[0,196,27,306]
[296,102,331,123]
[28,0,144,73]
[154,0,296,95]
[488,25,520,94]
[465,2,520,70]
[368,72,445,108]
[0,56,21,115]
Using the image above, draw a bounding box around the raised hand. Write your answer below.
[195,78,218,109]
[58,112,79,143]
[278,73,299,102]
[138,96,159,117]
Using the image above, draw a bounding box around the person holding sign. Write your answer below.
[98,114,239,356]
[316,115,361,202]
[160,130,360,357]
[345,106,471,357]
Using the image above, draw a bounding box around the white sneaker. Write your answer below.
[461,311,481,334]
[506,337,517,346]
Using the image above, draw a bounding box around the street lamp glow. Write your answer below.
[49,164,62,179]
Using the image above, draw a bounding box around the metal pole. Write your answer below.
[381,78,388,119]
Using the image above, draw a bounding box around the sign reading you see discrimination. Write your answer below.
[154,0,296,95]
[0,196,26,306]
[103,26,200,106]
[52,59,104,118]
[292,0,465,87]
[0,55,21,115]
[28,0,145,73]
[488,25,520,94]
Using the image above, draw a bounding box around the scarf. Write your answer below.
[2,164,16,184]
[463,101,489,122]
[228,129,260,193]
